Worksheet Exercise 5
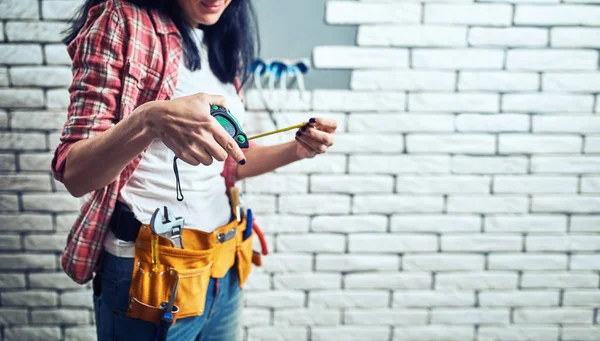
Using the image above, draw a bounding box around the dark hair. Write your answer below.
[63,0,258,85]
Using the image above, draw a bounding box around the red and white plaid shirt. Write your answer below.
[51,0,252,284]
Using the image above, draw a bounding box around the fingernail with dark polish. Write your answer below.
[239,159,246,165]
[309,118,317,123]
[301,125,307,132]
[296,131,302,137]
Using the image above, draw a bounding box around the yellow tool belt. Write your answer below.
[126,216,254,322]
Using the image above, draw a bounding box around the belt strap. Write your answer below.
[110,201,141,242]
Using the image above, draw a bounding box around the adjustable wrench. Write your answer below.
[150,206,185,249]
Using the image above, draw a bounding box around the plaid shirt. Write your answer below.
[51,0,251,284]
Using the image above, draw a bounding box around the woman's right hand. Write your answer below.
[147,93,246,166]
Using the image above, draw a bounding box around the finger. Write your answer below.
[198,134,228,162]
[307,117,338,132]
[212,124,246,164]
[300,125,334,147]
[294,136,316,157]
[200,93,227,108]
[296,130,328,154]
[186,146,213,166]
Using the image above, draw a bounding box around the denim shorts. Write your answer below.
[93,252,243,341]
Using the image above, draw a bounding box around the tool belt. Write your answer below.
[109,201,255,322]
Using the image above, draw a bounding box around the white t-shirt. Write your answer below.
[103,28,245,257]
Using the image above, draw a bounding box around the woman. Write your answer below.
[51,0,336,339]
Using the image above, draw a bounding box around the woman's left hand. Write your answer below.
[294,117,337,159]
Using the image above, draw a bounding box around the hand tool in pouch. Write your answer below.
[155,275,179,341]
[230,187,241,223]
[150,206,185,249]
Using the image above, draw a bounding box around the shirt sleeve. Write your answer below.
[51,2,126,183]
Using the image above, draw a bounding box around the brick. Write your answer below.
[396,175,490,193]
[313,90,405,111]
[448,195,528,213]
[571,254,600,270]
[346,272,432,290]
[326,1,420,24]
[534,115,600,133]
[279,195,351,214]
[0,214,53,232]
[409,93,499,112]
[12,110,66,130]
[0,308,28,325]
[276,154,345,174]
[353,195,444,213]
[407,134,496,154]
[436,272,518,289]
[391,215,480,233]
[274,309,340,326]
[330,133,404,153]
[507,49,597,71]
[0,69,8,87]
[2,290,58,307]
[349,234,438,253]
[0,274,26,289]
[313,327,389,341]
[532,156,600,173]
[0,174,51,192]
[503,94,593,113]
[0,194,19,212]
[469,27,548,47]
[309,291,389,308]
[528,235,600,252]
[352,71,456,91]
[571,216,600,232]
[564,290,600,307]
[0,89,44,108]
[311,215,387,233]
[495,175,577,194]
[45,44,71,65]
[64,326,97,341]
[413,49,504,70]
[245,291,304,309]
[0,44,43,65]
[31,308,89,325]
[42,0,78,20]
[19,153,55,171]
[313,46,408,69]
[244,90,310,111]
[247,326,307,341]
[60,290,93,308]
[459,72,539,92]
[515,5,600,25]
[6,22,67,42]
[552,28,600,47]
[256,215,309,234]
[0,234,20,250]
[393,326,473,341]
[274,273,340,290]
[489,254,567,270]
[393,290,474,307]
[522,272,598,288]
[0,0,38,19]
[404,254,484,271]
[277,233,346,253]
[345,309,427,325]
[0,133,46,151]
[357,25,466,47]
[500,134,582,154]
[452,156,528,174]
[479,290,559,307]
[479,326,559,341]
[5,327,61,341]
[426,4,512,25]
[29,272,86,290]
[242,308,270,326]
[432,308,509,324]
[23,233,67,252]
[245,273,270,291]
[47,88,70,109]
[514,308,592,324]
[585,137,600,153]
[562,326,600,341]
[244,174,307,194]
[317,254,398,272]
[10,67,72,87]
[442,234,522,252]
[543,73,600,92]
[351,155,450,174]
[0,254,55,270]
[261,254,312,273]
[22,193,80,213]
[486,215,566,233]
[533,196,600,213]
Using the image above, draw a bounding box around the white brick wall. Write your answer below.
[1,0,598,340]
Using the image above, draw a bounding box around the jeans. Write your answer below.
[93,252,243,341]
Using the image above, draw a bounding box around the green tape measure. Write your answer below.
[210,105,249,148]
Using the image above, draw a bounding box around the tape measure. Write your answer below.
[210,105,249,148]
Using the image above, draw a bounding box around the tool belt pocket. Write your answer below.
[127,232,213,322]
[236,231,254,288]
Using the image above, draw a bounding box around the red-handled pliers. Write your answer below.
[252,222,268,255]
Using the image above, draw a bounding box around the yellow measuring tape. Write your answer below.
[248,122,307,141]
